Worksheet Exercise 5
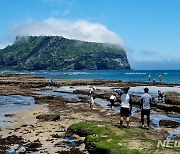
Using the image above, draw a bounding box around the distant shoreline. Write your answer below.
[0,70,180,84]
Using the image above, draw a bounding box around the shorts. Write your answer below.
[141,109,150,116]
[120,107,130,117]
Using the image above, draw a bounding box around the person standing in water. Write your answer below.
[89,86,96,109]
[148,75,151,81]
[159,75,162,83]
[140,88,152,129]
[120,87,132,128]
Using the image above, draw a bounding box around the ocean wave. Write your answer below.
[63,72,91,75]
[125,72,147,75]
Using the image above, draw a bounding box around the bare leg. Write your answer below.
[126,116,130,128]
[90,103,92,109]
[120,116,123,126]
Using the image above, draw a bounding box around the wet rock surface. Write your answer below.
[36,114,60,121]
[154,103,180,113]
[0,135,24,153]
[165,92,180,105]
[25,139,42,152]
[159,120,180,128]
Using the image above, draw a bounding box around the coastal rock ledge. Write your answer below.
[0,36,130,70]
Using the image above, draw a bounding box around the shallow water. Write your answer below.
[150,113,180,139]
[94,98,138,115]
[35,89,138,114]
[151,113,180,129]
[35,90,84,101]
[0,95,40,127]
[60,136,78,147]
[34,89,180,139]
[129,86,180,96]
[167,127,180,139]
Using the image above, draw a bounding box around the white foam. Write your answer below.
[125,72,147,75]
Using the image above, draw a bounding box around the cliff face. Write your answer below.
[0,36,131,70]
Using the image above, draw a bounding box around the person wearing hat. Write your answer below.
[140,87,152,129]
[89,86,96,109]
[120,87,132,128]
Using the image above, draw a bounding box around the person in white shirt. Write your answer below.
[140,88,152,129]
[120,87,132,128]
[109,95,116,108]
[89,86,96,109]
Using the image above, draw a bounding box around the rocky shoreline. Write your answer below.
[0,74,179,153]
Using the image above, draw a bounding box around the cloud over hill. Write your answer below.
[11,18,124,47]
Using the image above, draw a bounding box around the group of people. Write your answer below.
[117,87,152,129]
[89,86,152,129]
[148,74,162,83]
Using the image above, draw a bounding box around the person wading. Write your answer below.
[120,87,132,128]
[140,87,152,129]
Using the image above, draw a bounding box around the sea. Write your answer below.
[0,70,180,84]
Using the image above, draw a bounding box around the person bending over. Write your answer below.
[140,88,152,129]
[109,94,116,108]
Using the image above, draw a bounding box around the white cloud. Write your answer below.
[127,48,180,69]
[10,18,124,47]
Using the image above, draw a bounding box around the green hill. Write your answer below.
[0,36,130,70]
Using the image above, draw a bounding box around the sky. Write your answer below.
[0,0,180,70]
